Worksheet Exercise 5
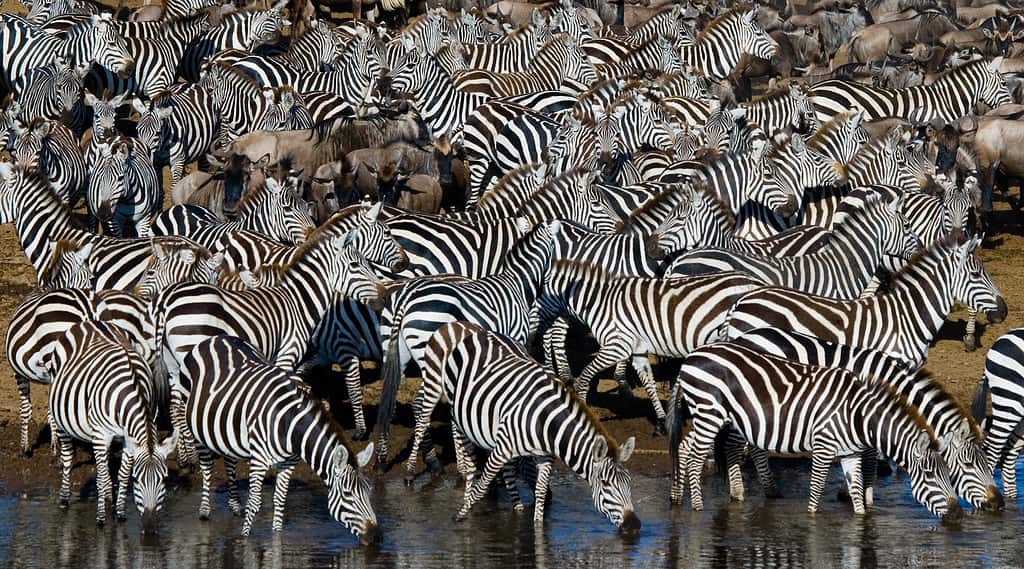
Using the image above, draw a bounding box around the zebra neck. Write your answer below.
[15,189,89,273]
[681,42,739,81]
[412,66,479,139]
[822,216,887,291]
[899,76,972,122]
[888,257,956,345]
[291,404,343,482]
[856,387,925,470]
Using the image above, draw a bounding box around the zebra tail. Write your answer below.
[375,299,407,439]
[971,373,990,431]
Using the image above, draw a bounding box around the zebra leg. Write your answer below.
[632,355,667,436]
[862,449,878,508]
[1000,439,1023,501]
[116,452,134,522]
[404,372,445,481]
[751,447,781,499]
[170,389,196,467]
[614,359,632,398]
[48,411,58,458]
[840,455,866,515]
[452,425,478,496]
[271,461,298,532]
[242,461,270,537]
[198,449,214,521]
[687,414,726,511]
[671,433,689,505]
[808,442,837,514]
[543,317,572,384]
[454,438,516,522]
[225,457,242,516]
[575,340,631,402]
[341,356,368,441]
[502,462,524,512]
[723,429,747,501]
[93,439,112,526]
[532,458,553,525]
[58,433,74,509]
[964,308,978,352]
[16,376,32,455]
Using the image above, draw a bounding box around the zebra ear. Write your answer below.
[333,445,351,473]
[262,87,275,103]
[84,92,98,107]
[729,107,747,120]
[239,270,259,288]
[110,93,128,108]
[76,241,95,263]
[592,435,609,461]
[132,98,148,116]
[365,201,383,223]
[618,436,635,463]
[849,110,864,128]
[265,177,282,194]
[988,56,1003,73]
[515,217,533,234]
[547,220,562,235]
[913,431,932,458]
[356,442,374,469]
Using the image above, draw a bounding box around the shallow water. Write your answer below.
[0,461,1022,569]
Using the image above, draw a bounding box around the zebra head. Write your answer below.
[587,435,639,533]
[40,239,94,289]
[346,201,409,273]
[332,236,389,311]
[937,175,973,232]
[565,36,598,87]
[979,57,1011,109]
[546,114,601,176]
[679,66,711,99]
[384,47,432,99]
[764,135,844,215]
[646,185,708,258]
[905,431,963,523]
[327,443,379,545]
[454,8,487,44]
[952,233,1007,324]
[787,83,818,133]
[128,431,176,533]
[530,9,555,49]
[87,140,129,225]
[592,104,625,168]
[84,91,127,145]
[938,419,1003,511]
[550,0,594,44]
[10,119,48,168]
[247,8,288,52]
[83,14,134,78]
[136,238,215,300]
[865,191,921,260]
[656,35,683,75]
[258,87,314,132]
[905,138,937,190]
[246,177,316,245]
[736,8,778,62]
[808,110,868,166]
[133,98,173,162]
[874,128,921,192]
[701,101,745,157]
[671,125,703,161]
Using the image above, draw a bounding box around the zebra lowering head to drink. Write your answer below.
[671,343,963,522]
[408,321,639,532]
[181,335,379,543]
[43,319,174,531]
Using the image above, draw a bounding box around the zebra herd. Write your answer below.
[1,0,1024,547]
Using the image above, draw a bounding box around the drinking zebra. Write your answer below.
[409,321,640,532]
[180,335,379,542]
[972,328,1024,500]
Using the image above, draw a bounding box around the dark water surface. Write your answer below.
[0,461,1022,569]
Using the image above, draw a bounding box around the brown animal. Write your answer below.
[172,155,268,220]
[975,117,1024,210]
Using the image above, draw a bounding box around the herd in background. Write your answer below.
[2,0,1024,547]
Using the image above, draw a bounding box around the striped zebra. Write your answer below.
[406,321,640,531]
[741,83,819,136]
[732,327,1003,511]
[224,17,343,74]
[810,58,1010,124]
[38,238,94,289]
[461,10,552,73]
[133,82,219,187]
[669,342,963,521]
[590,93,672,178]
[180,335,379,542]
[177,7,288,82]
[152,235,386,464]
[453,35,597,98]
[495,169,620,234]
[538,261,764,433]
[10,118,87,205]
[200,63,313,146]
[0,163,200,290]
[87,137,163,238]
[82,90,127,168]
[25,0,100,25]
[374,222,558,465]
[8,56,87,124]
[593,35,683,80]
[679,7,778,80]
[723,232,1007,366]
[44,319,174,530]
[618,4,691,48]
[135,236,221,300]
[152,177,315,250]
[668,191,919,299]
[973,328,1024,500]
[0,14,133,97]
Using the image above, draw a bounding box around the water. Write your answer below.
[0,461,1022,569]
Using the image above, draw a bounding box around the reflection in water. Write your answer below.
[0,462,1022,569]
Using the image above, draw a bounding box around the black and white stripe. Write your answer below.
[87,137,162,238]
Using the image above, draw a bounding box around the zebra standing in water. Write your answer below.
[408,321,640,532]
[973,328,1024,500]
[180,336,379,542]
[44,319,174,530]
[731,328,1003,512]
[810,58,1010,124]
[669,342,963,521]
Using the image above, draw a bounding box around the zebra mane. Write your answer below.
[304,387,360,467]
[151,235,214,262]
[233,176,270,215]
[562,382,622,459]
[694,6,751,42]
[537,166,593,192]
[622,186,691,228]
[480,162,544,204]
[890,228,967,280]
[929,57,994,84]
[865,376,939,446]
[551,258,625,282]
[844,133,890,171]
[211,61,265,91]
[751,84,800,106]
[39,238,85,286]
[904,367,985,441]
[279,204,369,273]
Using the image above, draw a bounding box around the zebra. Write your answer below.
[374,221,558,466]
[87,137,163,238]
[668,191,920,300]
[177,7,288,82]
[223,17,343,74]
[0,14,134,97]
[9,118,88,205]
[82,90,127,169]
[740,82,819,136]
[461,9,552,73]
[152,235,387,464]
[593,35,683,80]
[7,56,87,124]
[669,342,963,521]
[25,0,100,25]
[722,232,1007,366]
[973,328,1024,501]
[135,237,221,300]
[200,63,313,146]
[810,58,1010,124]
[405,321,640,531]
[44,319,174,530]
[132,82,219,187]
[590,93,673,179]
[180,335,379,542]
[151,177,315,250]
[452,35,597,98]
[538,261,764,434]
[0,163,201,290]
[678,7,778,81]
[731,327,1003,512]
[37,238,94,289]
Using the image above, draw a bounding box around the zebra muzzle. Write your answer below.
[619,510,641,534]
[97,202,113,223]
[982,485,1005,512]
[988,297,1008,324]
[391,253,410,273]
[141,508,158,533]
[941,498,963,525]
[644,235,666,260]
[117,60,135,79]
[359,521,382,545]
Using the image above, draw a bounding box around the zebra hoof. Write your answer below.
[199,512,210,521]
[452,513,466,523]
[351,429,369,442]
[963,336,977,352]
[59,499,70,509]
[426,456,443,475]
[373,461,388,474]
[96,518,105,527]
[404,475,416,487]
[653,420,667,437]
[116,512,127,523]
